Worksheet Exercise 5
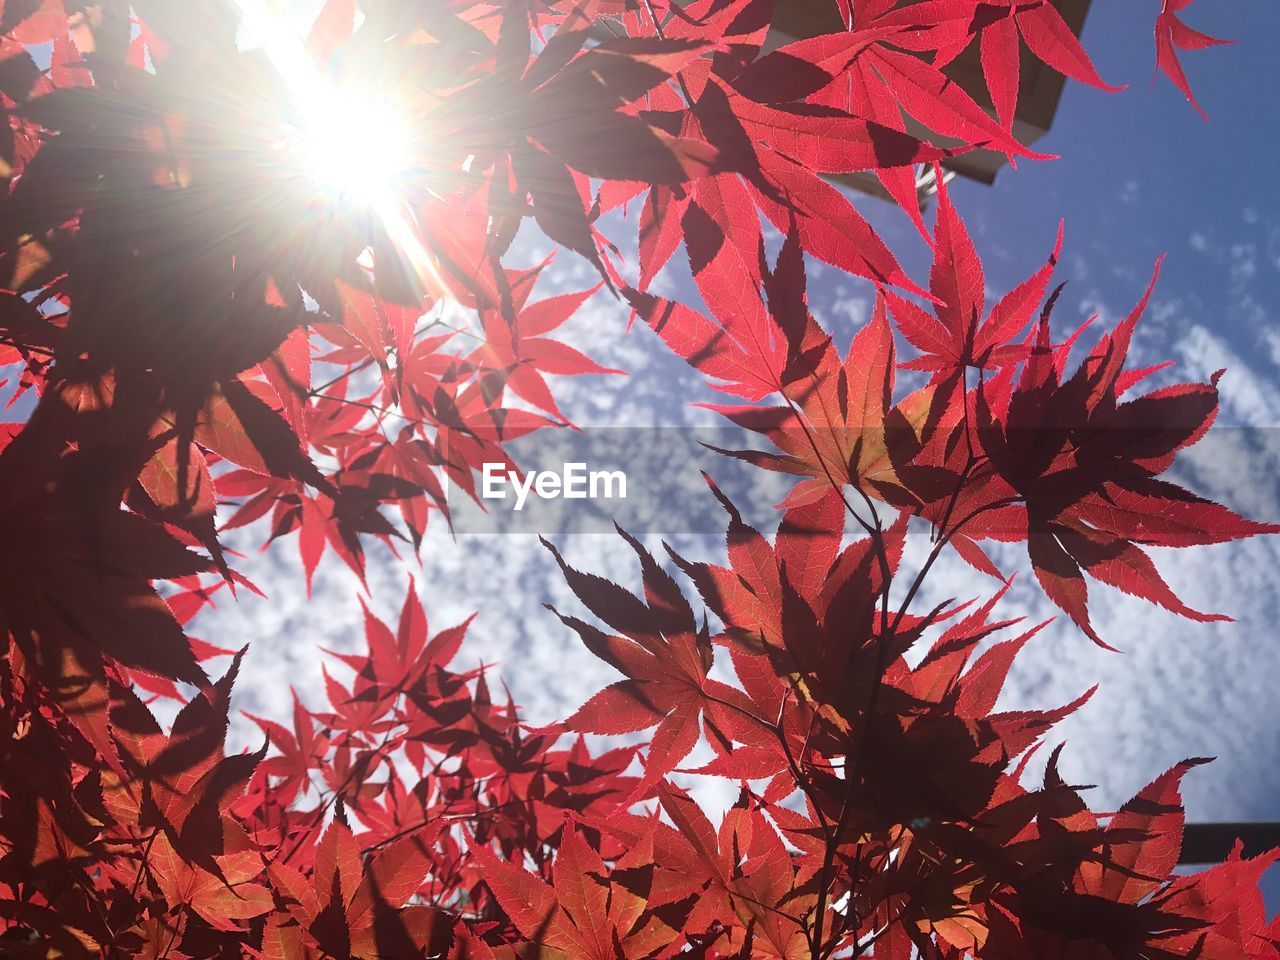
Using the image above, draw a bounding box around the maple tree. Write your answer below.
[1,0,1276,958]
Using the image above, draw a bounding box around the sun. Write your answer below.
[230,0,451,298]
[233,0,413,210]
[289,84,413,212]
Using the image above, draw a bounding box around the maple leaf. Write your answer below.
[902,585,1092,762]
[635,71,938,348]
[976,261,1278,644]
[888,171,1063,383]
[670,478,941,746]
[322,279,420,379]
[438,28,715,284]
[1155,0,1236,119]
[470,269,620,423]
[247,691,328,808]
[627,286,786,402]
[1080,759,1210,906]
[976,752,1274,960]
[105,651,267,863]
[654,785,813,959]
[543,528,721,802]
[323,580,473,718]
[1159,841,1280,958]
[196,377,337,500]
[148,827,273,932]
[0,470,212,767]
[707,291,906,506]
[469,820,678,960]
[909,0,1127,129]
[268,817,451,959]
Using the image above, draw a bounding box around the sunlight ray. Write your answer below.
[230,0,450,301]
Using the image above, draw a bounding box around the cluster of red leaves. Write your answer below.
[546,501,1280,959]
[0,0,1273,958]
[1,576,650,956]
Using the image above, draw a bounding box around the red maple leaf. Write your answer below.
[1155,0,1236,119]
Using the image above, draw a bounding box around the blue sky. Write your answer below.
[192,0,1280,907]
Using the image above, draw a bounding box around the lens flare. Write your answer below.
[291,86,411,211]
[232,0,449,299]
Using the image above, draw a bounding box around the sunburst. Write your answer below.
[233,0,448,299]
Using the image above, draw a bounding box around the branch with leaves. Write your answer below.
[0,0,1270,957]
